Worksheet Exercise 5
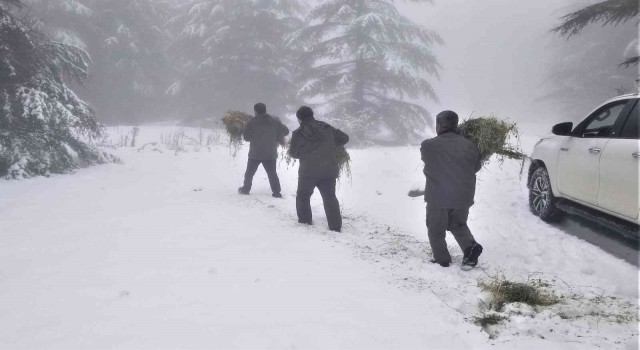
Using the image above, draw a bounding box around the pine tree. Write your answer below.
[25,0,174,124]
[167,0,304,121]
[553,0,639,67]
[287,0,441,143]
[542,22,637,121]
[0,0,110,179]
[541,0,638,120]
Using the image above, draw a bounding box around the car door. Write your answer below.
[598,99,640,219]
[557,99,631,205]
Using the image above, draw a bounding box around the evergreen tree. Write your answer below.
[541,0,638,120]
[541,22,637,121]
[167,0,304,121]
[553,0,639,67]
[25,0,174,124]
[0,0,110,179]
[287,0,441,143]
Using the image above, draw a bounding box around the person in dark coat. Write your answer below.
[289,106,349,232]
[238,103,289,198]
[420,110,483,270]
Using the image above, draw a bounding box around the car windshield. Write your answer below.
[582,101,627,137]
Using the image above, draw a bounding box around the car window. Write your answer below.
[620,101,639,139]
[581,101,627,138]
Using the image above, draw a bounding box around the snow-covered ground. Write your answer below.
[0,126,638,349]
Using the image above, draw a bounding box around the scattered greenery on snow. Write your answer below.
[475,272,638,339]
[479,274,558,311]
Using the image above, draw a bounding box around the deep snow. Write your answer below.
[0,126,637,349]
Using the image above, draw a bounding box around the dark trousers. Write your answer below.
[243,159,281,194]
[426,206,476,263]
[296,176,342,231]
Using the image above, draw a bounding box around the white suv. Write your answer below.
[528,93,639,235]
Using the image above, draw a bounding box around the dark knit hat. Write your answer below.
[296,106,314,121]
[254,103,267,114]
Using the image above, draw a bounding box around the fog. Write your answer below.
[11,0,639,141]
[400,0,638,133]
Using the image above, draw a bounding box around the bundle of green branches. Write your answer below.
[278,139,296,168]
[279,141,351,180]
[336,146,351,179]
[222,110,251,155]
[458,116,527,165]
[408,116,527,197]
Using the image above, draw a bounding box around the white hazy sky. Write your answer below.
[398,0,579,126]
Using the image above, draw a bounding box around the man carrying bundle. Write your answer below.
[238,103,289,198]
[420,110,484,270]
[289,106,349,232]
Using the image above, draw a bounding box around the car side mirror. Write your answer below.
[552,122,573,136]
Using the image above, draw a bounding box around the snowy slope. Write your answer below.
[0,126,637,349]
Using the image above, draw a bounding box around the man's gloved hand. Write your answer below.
[407,189,425,198]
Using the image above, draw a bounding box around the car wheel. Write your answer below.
[529,167,563,222]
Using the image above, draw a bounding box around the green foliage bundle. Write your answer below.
[222,110,252,140]
[458,117,526,165]
[336,146,351,179]
[280,140,351,180]
[222,110,251,155]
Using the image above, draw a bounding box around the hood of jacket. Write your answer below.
[298,120,323,142]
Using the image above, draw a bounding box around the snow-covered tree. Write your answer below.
[541,0,638,121]
[167,0,304,121]
[0,0,110,179]
[287,0,441,144]
[541,21,637,121]
[553,0,639,67]
[25,0,174,124]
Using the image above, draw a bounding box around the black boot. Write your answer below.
[461,242,483,271]
[238,187,250,195]
[430,259,450,267]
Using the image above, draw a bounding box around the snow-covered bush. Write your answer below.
[23,0,174,125]
[0,0,112,179]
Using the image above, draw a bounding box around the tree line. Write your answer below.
[0,0,636,178]
[8,0,442,145]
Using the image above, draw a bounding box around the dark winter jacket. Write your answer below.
[289,119,349,178]
[243,113,289,160]
[420,131,482,208]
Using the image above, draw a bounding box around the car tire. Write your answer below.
[529,167,563,222]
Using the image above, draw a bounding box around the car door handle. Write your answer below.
[588,147,601,154]
[633,152,640,159]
